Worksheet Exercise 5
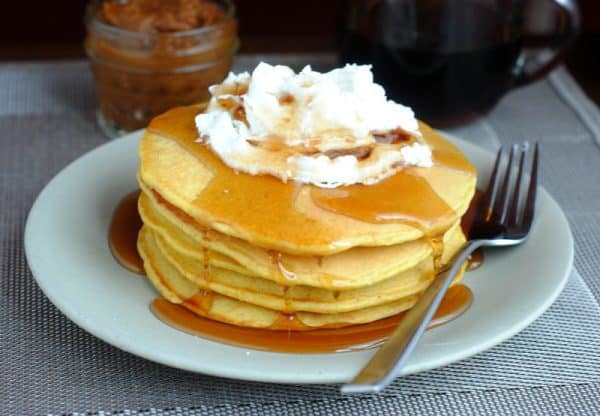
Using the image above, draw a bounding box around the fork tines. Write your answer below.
[481,142,539,229]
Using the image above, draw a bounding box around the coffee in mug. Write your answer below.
[341,0,579,126]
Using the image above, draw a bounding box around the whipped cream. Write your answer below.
[195,63,432,187]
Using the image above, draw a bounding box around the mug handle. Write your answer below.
[512,0,581,87]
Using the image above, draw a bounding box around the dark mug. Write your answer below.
[340,0,580,127]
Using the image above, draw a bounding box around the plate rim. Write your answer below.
[24,130,574,384]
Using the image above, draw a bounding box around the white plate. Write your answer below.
[25,131,573,384]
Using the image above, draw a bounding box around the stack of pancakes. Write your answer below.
[137,104,477,330]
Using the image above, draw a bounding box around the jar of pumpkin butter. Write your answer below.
[85,0,238,137]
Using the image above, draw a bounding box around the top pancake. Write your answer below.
[139,105,476,256]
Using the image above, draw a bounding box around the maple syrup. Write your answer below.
[467,249,484,271]
[108,190,144,274]
[150,284,473,353]
[311,172,455,233]
[461,189,485,271]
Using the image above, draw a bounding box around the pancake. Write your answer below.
[138,226,467,329]
[135,95,476,331]
[149,222,466,314]
[138,186,459,289]
[138,105,476,256]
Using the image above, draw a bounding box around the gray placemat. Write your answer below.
[1,55,599,416]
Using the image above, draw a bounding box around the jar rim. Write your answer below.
[85,0,236,39]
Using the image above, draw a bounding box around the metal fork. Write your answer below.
[342,142,539,394]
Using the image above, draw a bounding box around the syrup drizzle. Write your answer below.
[108,190,144,274]
[311,171,456,235]
[150,284,473,353]
[461,189,485,271]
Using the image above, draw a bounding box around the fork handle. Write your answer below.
[341,240,484,394]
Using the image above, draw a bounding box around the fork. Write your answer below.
[341,142,539,394]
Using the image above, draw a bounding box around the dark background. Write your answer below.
[0,1,344,58]
[0,0,598,103]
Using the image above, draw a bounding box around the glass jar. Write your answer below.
[85,0,238,137]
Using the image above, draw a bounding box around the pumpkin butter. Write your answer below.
[97,0,224,33]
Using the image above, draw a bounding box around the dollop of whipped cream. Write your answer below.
[195,62,433,187]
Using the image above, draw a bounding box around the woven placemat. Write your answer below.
[1,56,599,415]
